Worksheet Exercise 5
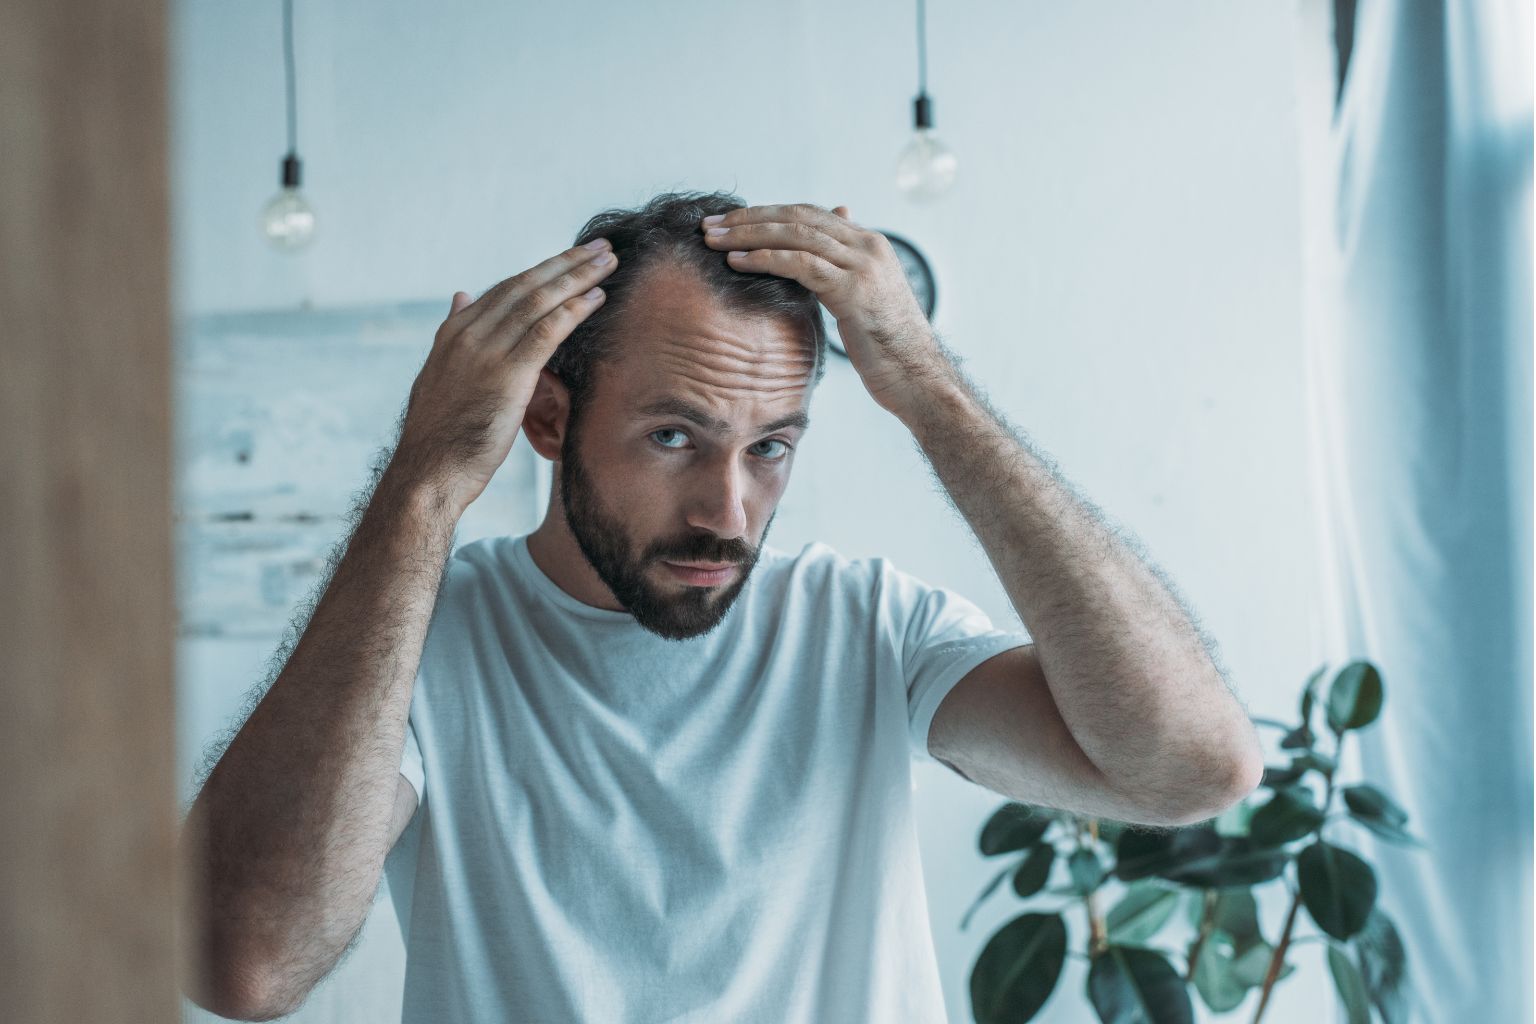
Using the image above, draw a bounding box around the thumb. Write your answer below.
[449,290,473,316]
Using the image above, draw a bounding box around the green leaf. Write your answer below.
[1260,762,1307,788]
[1114,826,1220,882]
[1013,843,1056,898]
[1326,662,1384,733]
[1347,817,1424,847]
[1341,784,1406,825]
[1230,940,1295,987]
[1160,837,1290,888]
[1327,945,1371,1024]
[1342,785,1424,846]
[1297,840,1378,939]
[1279,725,1315,750]
[1095,819,1128,846]
[1248,786,1325,846]
[1116,824,1287,888]
[970,912,1067,1024]
[1209,890,1261,952]
[1192,934,1247,1013]
[1108,884,1180,944]
[1087,945,1194,1024]
[1292,751,1337,775]
[1070,848,1107,893]
[1300,663,1328,724]
[960,863,1014,931]
[1113,829,1177,881]
[1213,799,1254,837]
[1184,890,1260,948]
[980,803,1052,856]
[1355,909,1410,1024]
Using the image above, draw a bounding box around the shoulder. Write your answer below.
[757,538,908,612]
[446,534,508,574]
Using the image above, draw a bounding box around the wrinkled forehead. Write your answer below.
[603,263,817,426]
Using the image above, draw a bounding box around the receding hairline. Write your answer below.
[589,256,823,397]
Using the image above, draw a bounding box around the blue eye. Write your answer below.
[752,439,792,460]
[651,428,688,449]
[647,430,793,461]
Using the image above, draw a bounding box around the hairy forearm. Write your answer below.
[890,341,1261,808]
[179,459,457,1018]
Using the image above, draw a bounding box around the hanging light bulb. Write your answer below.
[895,0,958,201]
[260,0,317,250]
[261,153,316,250]
[896,95,958,200]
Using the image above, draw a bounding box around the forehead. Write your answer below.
[601,262,817,433]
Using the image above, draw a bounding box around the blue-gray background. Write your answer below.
[169,1,1532,1021]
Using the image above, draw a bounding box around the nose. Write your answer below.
[684,451,750,540]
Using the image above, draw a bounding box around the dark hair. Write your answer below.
[545,190,829,421]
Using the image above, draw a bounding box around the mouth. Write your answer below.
[662,560,739,586]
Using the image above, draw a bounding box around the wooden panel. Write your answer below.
[174,301,542,638]
[0,2,179,1022]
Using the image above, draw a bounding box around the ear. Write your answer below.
[521,368,572,462]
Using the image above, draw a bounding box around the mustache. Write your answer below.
[652,536,753,564]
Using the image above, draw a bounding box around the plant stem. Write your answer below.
[1253,730,1343,1023]
[1186,889,1218,982]
[1086,887,1107,954]
[1078,819,1108,954]
[1251,882,1303,1023]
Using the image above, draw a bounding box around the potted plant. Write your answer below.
[962,660,1416,1023]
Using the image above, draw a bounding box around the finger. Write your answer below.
[724,248,843,291]
[833,205,852,220]
[707,202,864,247]
[459,238,614,326]
[705,220,858,270]
[506,282,608,366]
[488,248,618,348]
[432,290,480,348]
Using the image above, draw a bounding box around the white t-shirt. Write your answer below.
[384,532,1031,1023]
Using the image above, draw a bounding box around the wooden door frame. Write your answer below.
[0,1,180,1019]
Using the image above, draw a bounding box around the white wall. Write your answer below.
[172,1,1323,1021]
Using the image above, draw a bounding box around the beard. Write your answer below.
[557,412,774,642]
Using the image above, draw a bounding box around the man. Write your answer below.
[180,190,1262,1022]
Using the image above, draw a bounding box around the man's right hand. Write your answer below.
[391,237,619,513]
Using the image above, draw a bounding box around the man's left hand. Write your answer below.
[699,203,950,415]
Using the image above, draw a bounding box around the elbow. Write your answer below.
[186,969,299,1022]
[182,930,304,1022]
[1125,743,1266,828]
[1163,756,1263,826]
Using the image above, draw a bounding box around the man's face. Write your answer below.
[556,261,817,642]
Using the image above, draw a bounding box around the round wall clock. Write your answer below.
[822,230,936,360]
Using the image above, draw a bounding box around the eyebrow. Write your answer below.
[636,396,810,436]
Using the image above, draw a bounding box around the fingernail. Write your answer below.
[702,214,725,227]
[706,226,730,237]
[583,237,610,250]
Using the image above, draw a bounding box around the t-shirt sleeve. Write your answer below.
[880,559,1033,765]
[398,709,425,803]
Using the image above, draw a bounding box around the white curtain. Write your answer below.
[1299,0,1533,1021]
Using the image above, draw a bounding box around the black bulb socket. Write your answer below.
[913,94,934,130]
